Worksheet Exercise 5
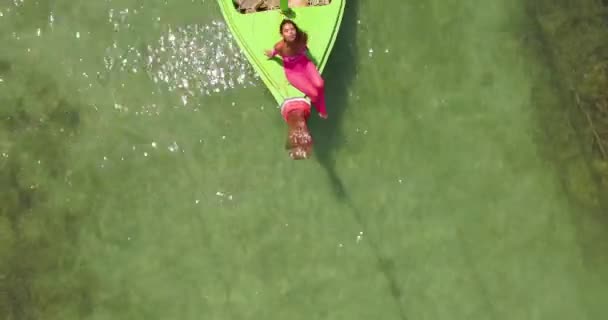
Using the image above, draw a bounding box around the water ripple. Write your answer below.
[1,0,25,18]
[104,10,260,104]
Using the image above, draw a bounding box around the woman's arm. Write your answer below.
[265,41,283,58]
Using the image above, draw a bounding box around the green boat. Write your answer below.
[217,0,345,107]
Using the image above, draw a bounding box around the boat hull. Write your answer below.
[217,0,345,104]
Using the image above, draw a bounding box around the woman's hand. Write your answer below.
[264,49,274,58]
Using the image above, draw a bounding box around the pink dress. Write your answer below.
[280,97,311,122]
[272,46,327,116]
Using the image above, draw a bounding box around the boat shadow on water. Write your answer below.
[307,0,357,200]
[304,4,410,318]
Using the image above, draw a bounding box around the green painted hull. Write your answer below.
[217,0,345,104]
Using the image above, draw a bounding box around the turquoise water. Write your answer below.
[1,0,607,319]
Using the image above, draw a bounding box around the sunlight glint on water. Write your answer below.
[104,8,259,107]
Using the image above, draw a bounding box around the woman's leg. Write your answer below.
[303,61,327,118]
[285,67,322,113]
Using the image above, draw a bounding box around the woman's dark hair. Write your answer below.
[279,19,308,42]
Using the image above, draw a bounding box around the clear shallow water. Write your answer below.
[1,0,607,319]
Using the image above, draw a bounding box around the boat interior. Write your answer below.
[233,0,331,14]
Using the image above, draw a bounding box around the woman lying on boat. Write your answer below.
[282,98,313,160]
[265,19,328,119]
